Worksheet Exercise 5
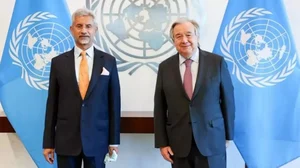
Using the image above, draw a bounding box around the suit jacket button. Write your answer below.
[82,104,85,107]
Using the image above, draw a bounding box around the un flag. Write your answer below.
[0,0,73,167]
[213,0,300,167]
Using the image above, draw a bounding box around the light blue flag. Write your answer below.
[213,0,300,167]
[0,0,73,167]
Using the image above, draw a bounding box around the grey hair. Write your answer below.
[71,8,97,25]
[169,18,200,42]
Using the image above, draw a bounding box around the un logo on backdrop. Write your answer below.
[88,0,189,74]
[221,8,297,87]
[9,12,74,90]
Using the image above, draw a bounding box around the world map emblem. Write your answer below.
[87,0,189,74]
[220,8,297,87]
[9,12,74,90]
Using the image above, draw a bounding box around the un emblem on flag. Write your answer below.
[9,12,73,90]
[220,8,297,87]
[88,0,188,74]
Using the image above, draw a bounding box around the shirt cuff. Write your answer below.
[109,144,119,147]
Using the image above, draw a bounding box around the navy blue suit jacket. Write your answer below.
[154,49,235,157]
[43,47,121,158]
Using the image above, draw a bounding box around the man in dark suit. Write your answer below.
[42,8,120,168]
[154,18,235,168]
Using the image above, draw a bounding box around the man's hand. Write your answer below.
[160,146,174,163]
[43,148,55,164]
[108,146,119,156]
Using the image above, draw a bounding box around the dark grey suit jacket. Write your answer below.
[154,49,235,157]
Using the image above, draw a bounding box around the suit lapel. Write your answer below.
[85,48,104,99]
[65,48,82,99]
[192,49,206,100]
[172,54,191,100]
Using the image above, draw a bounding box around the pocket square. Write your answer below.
[101,67,110,76]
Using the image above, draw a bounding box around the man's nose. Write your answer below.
[181,36,188,43]
[80,27,88,33]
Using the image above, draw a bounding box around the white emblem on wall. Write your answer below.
[87,0,189,74]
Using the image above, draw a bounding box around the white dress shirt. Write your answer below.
[179,48,199,91]
[74,45,94,82]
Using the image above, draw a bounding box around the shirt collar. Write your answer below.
[179,48,199,65]
[74,45,94,59]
